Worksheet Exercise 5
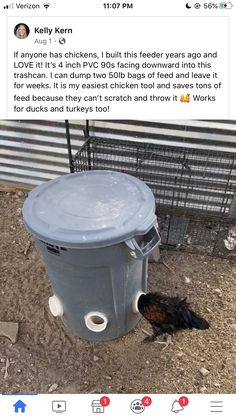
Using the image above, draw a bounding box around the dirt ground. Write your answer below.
[0,190,236,394]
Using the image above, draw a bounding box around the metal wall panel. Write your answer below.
[0,119,236,187]
[0,120,85,186]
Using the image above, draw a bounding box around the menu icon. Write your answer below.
[210,400,223,413]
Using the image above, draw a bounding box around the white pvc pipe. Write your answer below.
[132,291,146,313]
[48,295,64,317]
[84,311,108,332]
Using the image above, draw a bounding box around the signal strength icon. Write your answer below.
[3,2,14,8]
[43,2,50,8]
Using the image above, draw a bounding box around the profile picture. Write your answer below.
[14,23,30,39]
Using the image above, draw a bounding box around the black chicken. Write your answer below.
[138,292,210,346]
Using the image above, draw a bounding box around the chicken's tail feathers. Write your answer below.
[187,310,210,330]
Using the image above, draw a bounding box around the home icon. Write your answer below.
[91,400,104,413]
[13,400,27,413]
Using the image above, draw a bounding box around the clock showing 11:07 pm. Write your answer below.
[103,3,134,9]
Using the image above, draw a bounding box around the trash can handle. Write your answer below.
[125,223,161,259]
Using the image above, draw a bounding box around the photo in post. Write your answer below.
[0,119,236,396]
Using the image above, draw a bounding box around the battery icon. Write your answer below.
[219,2,233,8]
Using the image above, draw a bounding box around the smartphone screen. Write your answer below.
[0,1,235,418]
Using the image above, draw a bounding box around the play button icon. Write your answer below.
[52,400,66,413]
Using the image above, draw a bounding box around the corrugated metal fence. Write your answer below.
[0,119,236,187]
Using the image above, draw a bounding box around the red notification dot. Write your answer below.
[178,396,189,407]
[141,396,152,407]
[100,396,110,407]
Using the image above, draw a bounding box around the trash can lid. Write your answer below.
[22,170,156,248]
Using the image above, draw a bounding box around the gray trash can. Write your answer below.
[22,170,160,341]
